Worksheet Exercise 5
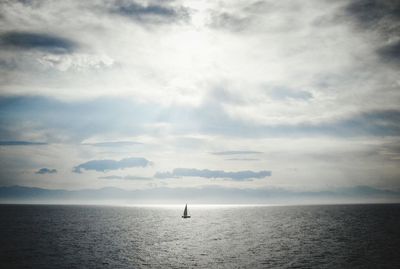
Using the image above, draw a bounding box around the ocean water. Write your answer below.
[1,204,399,269]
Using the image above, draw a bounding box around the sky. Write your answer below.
[0,0,399,200]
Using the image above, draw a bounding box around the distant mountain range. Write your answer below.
[0,185,399,204]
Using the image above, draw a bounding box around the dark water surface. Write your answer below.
[1,204,399,268]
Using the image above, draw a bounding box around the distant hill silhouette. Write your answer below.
[0,185,399,204]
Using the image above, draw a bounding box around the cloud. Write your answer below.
[209,11,252,32]
[377,41,400,64]
[0,32,77,54]
[154,168,271,181]
[345,0,400,31]
[98,175,124,179]
[208,1,304,32]
[345,0,400,64]
[330,109,400,137]
[36,53,114,71]
[0,0,399,193]
[0,141,47,146]
[2,97,400,146]
[225,158,260,161]
[73,157,151,173]
[0,96,154,143]
[110,0,189,24]
[267,87,313,101]
[35,168,57,174]
[98,175,152,180]
[212,150,262,155]
[82,141,142,147]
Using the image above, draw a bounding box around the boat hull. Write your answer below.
[182,216,191,218]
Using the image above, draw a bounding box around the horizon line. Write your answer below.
[1,201,399,207]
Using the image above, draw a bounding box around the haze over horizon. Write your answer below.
[1,0,400,203]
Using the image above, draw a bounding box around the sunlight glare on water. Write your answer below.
[1,204,399,268]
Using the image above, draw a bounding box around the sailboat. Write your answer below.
[182,204,191,218]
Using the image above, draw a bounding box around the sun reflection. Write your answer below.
[123,204,278,209]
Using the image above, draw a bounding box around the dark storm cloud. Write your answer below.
[332,109,400,136]
[345,0,400,29]
[345,0,400,63]
[35,168,57,174]
[0,32,77,54]
[73,157,151,173]
[154,168,271,181]
[0,141,47,146]
[377,41,400,64]
[212,151,262,155]
[111,0,189,24]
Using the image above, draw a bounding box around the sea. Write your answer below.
[1,204,399,268]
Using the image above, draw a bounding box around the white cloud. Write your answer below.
[37,53,114,71]
[0,0,399,194]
